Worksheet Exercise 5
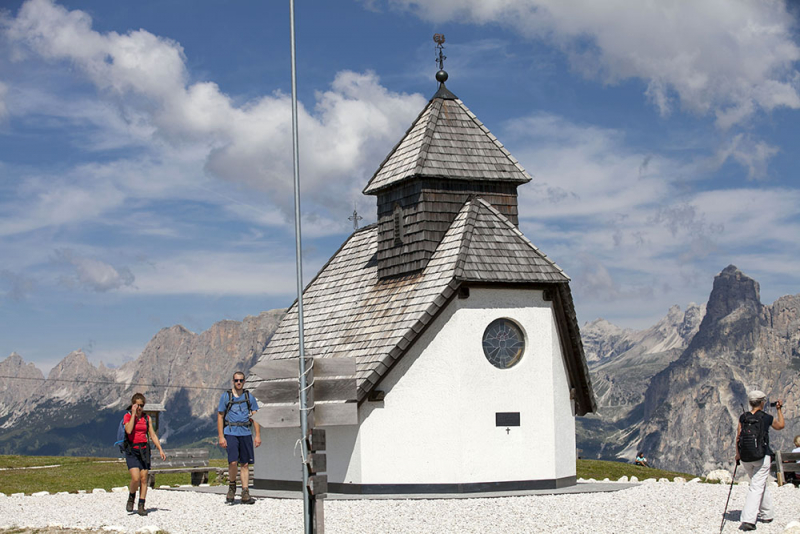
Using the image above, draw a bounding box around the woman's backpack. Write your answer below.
[114,412,151,454]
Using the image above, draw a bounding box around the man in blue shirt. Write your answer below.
[218,371,261,504]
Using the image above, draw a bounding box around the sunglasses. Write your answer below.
[134,403,144,407]
[233,379,245,383]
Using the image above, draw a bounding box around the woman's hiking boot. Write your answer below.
[226,483,236,503]
[240,488,255,505]
[126,493,135,513]
[138,501,147,516]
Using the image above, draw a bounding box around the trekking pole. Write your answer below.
[720,460,739,534]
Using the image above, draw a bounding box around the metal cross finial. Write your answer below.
[348,208,363,230]
[433,33,446,70]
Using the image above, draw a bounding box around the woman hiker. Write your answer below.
[124,393,166,516]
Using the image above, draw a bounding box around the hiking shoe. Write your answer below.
[126,499,134,513]
[138,502,148,516]
[740,523,756,531]
[758,518,773,523]
[226,484,236,503]
[240,489,255,505]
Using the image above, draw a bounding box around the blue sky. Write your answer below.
[1,0,799,372]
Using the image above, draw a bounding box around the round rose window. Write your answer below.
[482,318,525,369]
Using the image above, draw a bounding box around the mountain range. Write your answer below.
[1,265,797,476]
[0,310,284,457]
[579,265,800,475]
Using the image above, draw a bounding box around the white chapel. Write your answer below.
[249,67,596,495]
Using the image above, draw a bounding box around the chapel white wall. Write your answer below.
[254,287,576,485]
[356,287,574,484]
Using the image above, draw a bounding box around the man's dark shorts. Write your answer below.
[226,434,255,465]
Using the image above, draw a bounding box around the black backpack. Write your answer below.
[739,411,769,462]
[223,389,253,428]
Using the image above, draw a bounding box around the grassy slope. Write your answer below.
[0,455,698,495]
[576,459,696,481]
[0,455,229,495]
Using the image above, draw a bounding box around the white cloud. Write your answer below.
[0,174,127,237]
[713,134,780,180]
[507,112,800,318]
[0,269,36,300]
[380,0,800,127]
[690,188,800,246]
[509,113,672,219]
[3,0,426,222]
[54,248,135,292]
[127,251,305,296]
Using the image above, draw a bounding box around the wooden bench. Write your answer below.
[775,451,800,486]
[147,448,212,488]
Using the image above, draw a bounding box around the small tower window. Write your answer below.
[393,204,404,246]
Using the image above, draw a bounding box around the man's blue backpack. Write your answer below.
[114,411,151,454]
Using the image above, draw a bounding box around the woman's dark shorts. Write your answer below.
[125,444,151,470]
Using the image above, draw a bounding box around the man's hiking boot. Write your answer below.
[240,489,255,505]
[126,494,135,513]
[138,502,148,516]
[226,484,236,503]
[740,523,756,531]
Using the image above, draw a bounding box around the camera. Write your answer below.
[770,401,777,407]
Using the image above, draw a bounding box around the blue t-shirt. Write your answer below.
[218,390,259,437]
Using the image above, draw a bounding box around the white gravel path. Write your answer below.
[2,482,800,533]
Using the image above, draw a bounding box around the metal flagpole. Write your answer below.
[288,1,314,532]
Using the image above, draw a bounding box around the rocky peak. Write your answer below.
[705,265,761,323]
[4,352,23,365]
[0,352,45,417]
[581,319,632,363]
[679,303,704,339]
[0,352,44,378]
[685,266,763,355]
[47,350,94,380]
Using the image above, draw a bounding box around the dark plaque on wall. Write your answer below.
[495,412,520,427]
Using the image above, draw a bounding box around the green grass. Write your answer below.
[0,455,229,495]
[577,458,698,481]
[0,455,700,495]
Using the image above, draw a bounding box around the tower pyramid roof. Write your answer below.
[363,87,532,195]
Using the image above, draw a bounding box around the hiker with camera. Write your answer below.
[122,392,166,516]
[735,390,785,531]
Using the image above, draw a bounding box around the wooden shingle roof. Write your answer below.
[454,199,569,284]
[363,96,532,195]
[254,199,595,415]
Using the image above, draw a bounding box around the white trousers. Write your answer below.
[741,455,773,524]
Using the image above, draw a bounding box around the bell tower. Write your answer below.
[363,34,532,279]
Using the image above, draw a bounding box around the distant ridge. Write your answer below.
[0,309,285,456]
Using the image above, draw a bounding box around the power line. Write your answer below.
[0,375,231,391]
